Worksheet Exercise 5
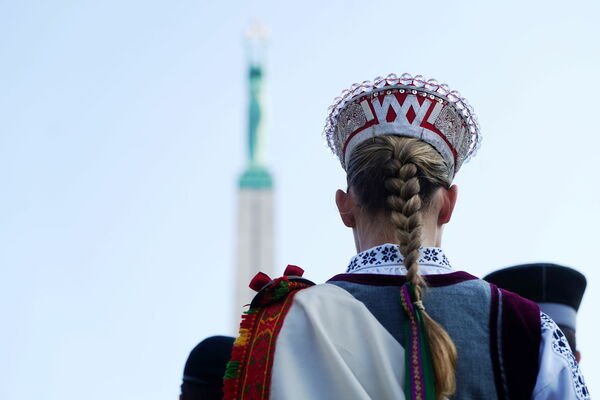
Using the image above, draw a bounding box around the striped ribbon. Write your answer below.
[399,282,436,400]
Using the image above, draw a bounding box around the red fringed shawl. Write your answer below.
[224,265,314,400]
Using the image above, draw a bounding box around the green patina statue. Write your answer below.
[239,31,273,190]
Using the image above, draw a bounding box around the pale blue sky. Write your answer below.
[2,0,599,399]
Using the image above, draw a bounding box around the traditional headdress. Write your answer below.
[324,73,482,179]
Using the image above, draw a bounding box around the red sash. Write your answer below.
[224,266,314,400]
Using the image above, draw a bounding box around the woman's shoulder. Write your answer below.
[293,283,365,316]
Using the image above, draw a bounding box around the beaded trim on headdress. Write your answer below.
[323,73,482,178]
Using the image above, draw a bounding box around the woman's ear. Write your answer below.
[335,189,356,228]
[438,185,458,225]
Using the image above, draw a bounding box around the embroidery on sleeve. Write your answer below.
[541,313,590,399]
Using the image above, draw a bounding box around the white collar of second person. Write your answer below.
[346,243,454,275]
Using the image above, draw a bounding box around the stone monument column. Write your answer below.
[234,21,274,329]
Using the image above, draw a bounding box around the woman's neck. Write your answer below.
[352,212,442,253]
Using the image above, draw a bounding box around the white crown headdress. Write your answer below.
[324,73,482,179]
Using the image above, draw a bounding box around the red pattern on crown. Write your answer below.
[324,73,481,178]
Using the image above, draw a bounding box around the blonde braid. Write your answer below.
[383,144,426,295]
[348,136,457,400]
[384,139,457,399]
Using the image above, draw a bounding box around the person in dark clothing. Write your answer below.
[484,263,586,362]
[180,336,235,400]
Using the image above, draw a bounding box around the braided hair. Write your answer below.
[346,136,458,399]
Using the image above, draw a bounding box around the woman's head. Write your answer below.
[347,135,450,214]
[337,136,458,253]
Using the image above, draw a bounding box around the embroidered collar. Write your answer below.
[346,243,453,275]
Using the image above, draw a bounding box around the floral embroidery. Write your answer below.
[540,313,590,399]
[423,248,439,262]
[380,245,398,263]
[346,244,453,274]
[441,254,451,267]
[348,257,359,271]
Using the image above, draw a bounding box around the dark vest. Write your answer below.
[328,272,541,400]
